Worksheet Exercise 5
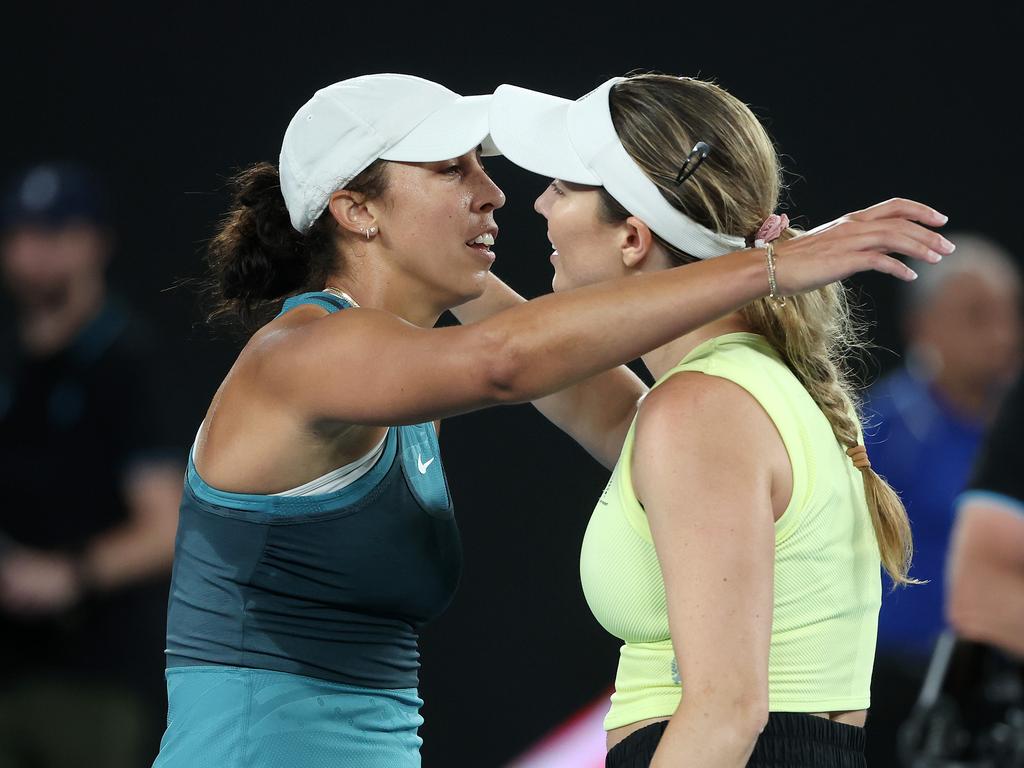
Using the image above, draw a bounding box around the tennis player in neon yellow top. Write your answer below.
[454,74,949,767]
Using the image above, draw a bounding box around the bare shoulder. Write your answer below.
[634,371,775,453]
[632,371,785,511]
[238,304,399,385]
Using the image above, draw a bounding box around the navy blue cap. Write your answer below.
[1,163,110,232]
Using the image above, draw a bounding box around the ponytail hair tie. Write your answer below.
[847,445,872,472]
[754,213,790,248]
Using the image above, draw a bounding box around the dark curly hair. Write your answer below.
[205,160,388,332]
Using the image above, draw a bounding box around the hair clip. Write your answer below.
[675,141,711,185]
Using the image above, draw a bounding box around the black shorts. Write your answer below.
[605,712,866,768]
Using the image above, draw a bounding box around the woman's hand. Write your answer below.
[774,198,953,294]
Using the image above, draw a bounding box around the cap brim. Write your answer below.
[381,94,499,161]
[489,84,600,185]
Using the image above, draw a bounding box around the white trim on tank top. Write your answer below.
[191,422,388,497]
[271,433,388,496]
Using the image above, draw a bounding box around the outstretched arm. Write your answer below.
[448,198,951,466]
[258,199,949,428]
[453,272,646,469]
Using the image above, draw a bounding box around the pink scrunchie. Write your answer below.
[754,213,790,245]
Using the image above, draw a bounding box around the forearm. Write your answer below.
[532,370,645,468]
[482,249,765,402]
[954,573,1024,659]
[651,702,762,768]
[454,273,649,466]
[81,521,175,591]
[82,464,181,592]
[947,502,1024,657]
[451,272,525,323]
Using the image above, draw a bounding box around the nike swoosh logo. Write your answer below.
[417,453,435,475]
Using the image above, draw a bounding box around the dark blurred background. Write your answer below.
[2,3,1021,766]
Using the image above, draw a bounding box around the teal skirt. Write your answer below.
[152,666,423,768]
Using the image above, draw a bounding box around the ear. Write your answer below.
[327,190,377,237]
[620,215,658,269]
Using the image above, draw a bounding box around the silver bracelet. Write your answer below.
[765,242,786,309]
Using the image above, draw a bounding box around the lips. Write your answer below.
[466,232,496,247]
[464,228,498,265]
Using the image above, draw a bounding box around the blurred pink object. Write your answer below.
[504,690,611,768]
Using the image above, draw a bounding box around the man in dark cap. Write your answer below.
[0,164,182,767]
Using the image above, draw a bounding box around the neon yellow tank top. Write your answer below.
[580,332,881,731]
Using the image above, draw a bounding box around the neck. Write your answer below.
[324,262,444,329]
[641,313,753,381]
[18,275,106,357]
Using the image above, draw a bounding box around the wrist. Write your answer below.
[724,247,770,303]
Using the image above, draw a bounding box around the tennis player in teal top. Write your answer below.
[153,73,949,767]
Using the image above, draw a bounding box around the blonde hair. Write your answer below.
[603,74,916,585]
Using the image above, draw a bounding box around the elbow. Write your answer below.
[476,325,531,404]
[686,692,767,749]
[715,693,768,748]
[737,698,770,744]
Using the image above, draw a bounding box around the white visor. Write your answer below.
[490,78,747,260]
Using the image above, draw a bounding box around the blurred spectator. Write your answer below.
[863,233,1023,764]
[946,372,1024,658]
[0,164,182,768]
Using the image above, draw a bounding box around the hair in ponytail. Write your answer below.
[600,73,918,585]
[205,160,388,333]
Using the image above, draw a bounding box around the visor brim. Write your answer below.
[489,84,600,185]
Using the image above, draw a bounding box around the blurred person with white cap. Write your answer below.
[153,72,949,767]
[0,164,184,768]
[451,73,959,767]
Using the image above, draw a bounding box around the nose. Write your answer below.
[534,184,553,218]
[474,169,506,214]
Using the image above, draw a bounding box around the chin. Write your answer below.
[551,271,574,293]
[445,273,489,309]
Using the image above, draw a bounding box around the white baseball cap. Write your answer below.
[489,78,748,260]
[280,73,499,233]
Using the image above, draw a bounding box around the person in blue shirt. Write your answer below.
[863,232,1021,765]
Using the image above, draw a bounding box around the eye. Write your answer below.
[443,163,463,176]
[549,180,565,196]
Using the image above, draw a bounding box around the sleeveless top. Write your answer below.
[579,332,881,730]
[164,291,462,689]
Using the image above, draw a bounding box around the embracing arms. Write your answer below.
[452,199,951,466]
[452,272,646,468]
[256,199,950,430]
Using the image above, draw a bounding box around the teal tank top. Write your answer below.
[164,291,462,689]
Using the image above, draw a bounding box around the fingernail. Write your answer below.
[935,212,949,225]
[909,269,919,280]
[928,250,943,262]
[941,238,956,253]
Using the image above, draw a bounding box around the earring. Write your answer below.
[367,226,377,240]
